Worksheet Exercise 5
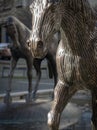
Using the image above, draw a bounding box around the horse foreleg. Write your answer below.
[32,59,41,100]
[48,80,76,130]
[4,57,18,105]
[25,58,33,103]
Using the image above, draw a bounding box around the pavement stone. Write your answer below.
[0,99,81,130]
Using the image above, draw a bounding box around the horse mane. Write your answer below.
[60,0,96,56]
[64,0,96,31]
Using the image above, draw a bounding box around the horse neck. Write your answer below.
[61,28,96,61]
[61,10,95,57]
[62,27,87,57]
[15,21,31,44]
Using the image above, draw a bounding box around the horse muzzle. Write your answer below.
[31,40,48,58]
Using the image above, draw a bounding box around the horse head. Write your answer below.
[29,0,96,58]
[4,16,17,37]
[4,16,21,48]
[29,0,63,58]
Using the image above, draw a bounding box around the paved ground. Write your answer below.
[0,64,92,130]
[0,99,82,130]
[0,77,54,94]
[0,99,51,130]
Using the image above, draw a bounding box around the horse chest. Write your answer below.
[57,49,97,89]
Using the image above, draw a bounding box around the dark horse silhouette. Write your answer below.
[4,16,59,105]
[29,0,97,129]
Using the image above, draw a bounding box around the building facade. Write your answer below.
[0,0,97,43]
[0,0,32,43]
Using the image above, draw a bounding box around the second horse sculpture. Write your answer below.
[4,16,59,105]
[29,0,97,129]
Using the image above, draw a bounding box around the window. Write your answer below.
[3,0,13,10]
[0,0,4,12]
[15,0,23,8]
[0,0,13,11]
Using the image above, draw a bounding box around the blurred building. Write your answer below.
[0,0,97,43]
[89,0,97,6]
[0,0,32,43]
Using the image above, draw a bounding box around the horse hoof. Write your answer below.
[32,97,36,101]
[48,111,59,130]
[25,94,33,104]
[32,93,37,101]
[48,111,54,126]
[4,94,12,105]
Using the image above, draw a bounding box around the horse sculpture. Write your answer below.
[4,16,59,105]
[29,0,97,129]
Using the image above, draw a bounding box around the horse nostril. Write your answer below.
[37,40,43,49]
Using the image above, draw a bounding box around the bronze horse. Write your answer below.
[4,16,59,105]
[29,0,97,129]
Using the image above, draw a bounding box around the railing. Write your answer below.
[0,60,27,77]
[0,59,48,78]
[0,89,53,101]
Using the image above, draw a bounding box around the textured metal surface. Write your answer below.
[30,0,97,129]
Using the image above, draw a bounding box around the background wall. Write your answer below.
[88,0,97,7]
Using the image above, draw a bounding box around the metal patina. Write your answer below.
[30,0,97,129]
